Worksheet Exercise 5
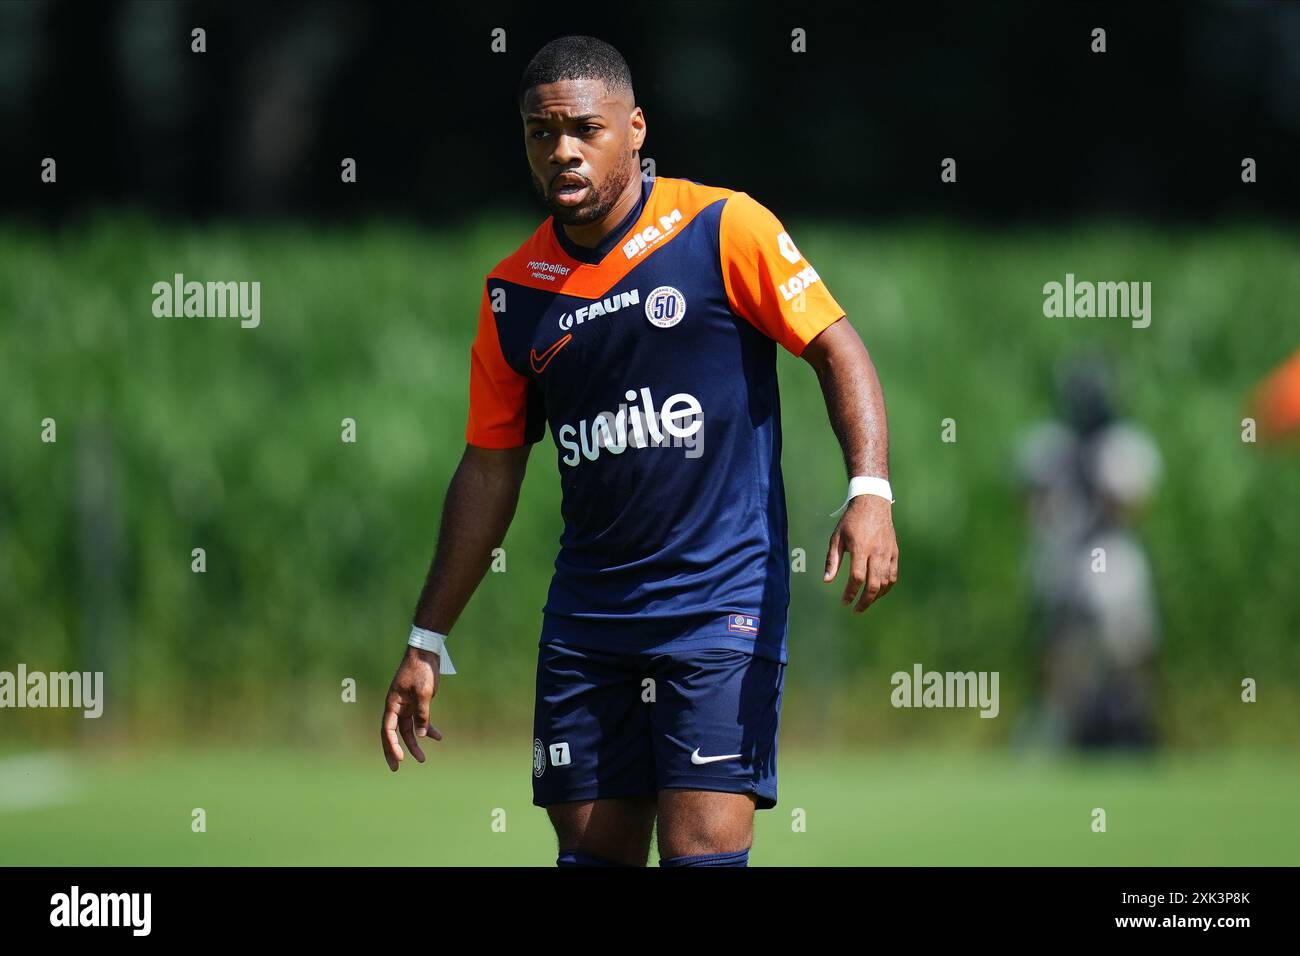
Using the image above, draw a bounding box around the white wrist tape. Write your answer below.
[830,475,895,516]
[407,626,456,675]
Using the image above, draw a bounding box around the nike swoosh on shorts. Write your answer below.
[690,748,743,765]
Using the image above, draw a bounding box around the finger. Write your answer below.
[400,713,426,764]
[879,552,898,596]
[413,698,444,742]
[415,697,431,737]
[874,554,895,598]
[381,699,405,771]
[823,532,843,582]
[855,555,884,612]
[842,547,867,606]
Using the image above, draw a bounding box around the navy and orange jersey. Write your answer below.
[467,175,846,663]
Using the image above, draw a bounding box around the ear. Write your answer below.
[630,106,647,149]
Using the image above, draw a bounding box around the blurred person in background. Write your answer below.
[1250,348,1300,443]
[1016,355,1163,750]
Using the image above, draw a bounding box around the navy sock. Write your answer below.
[659,848,750,867]
[556,850,624,867]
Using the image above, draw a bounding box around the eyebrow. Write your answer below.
[524,112,604,125]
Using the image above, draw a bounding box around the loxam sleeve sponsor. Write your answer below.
[466,280,545,448]
[718,191,847,357]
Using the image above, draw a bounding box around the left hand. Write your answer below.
[823,494,898,613]
[380,647,444,771]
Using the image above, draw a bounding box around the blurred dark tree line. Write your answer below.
[2,0,1298,225]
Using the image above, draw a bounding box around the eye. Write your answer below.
[580,124,600,134]
[530,129,551,140]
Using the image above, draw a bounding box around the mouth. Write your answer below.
[551,174,590,206]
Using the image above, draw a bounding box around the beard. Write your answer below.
[532,148,635,226]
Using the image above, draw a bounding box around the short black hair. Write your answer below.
[518,36,634,112]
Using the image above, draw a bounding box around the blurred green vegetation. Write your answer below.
[2,216,1298,747]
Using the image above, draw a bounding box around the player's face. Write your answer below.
[522,79,644,226]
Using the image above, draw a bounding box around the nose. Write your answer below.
[550,131,583,168]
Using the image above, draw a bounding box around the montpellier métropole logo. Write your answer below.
[152,273,261,328]
[0,664,103,718]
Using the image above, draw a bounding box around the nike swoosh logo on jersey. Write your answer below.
[529,333,573,374]
[690,748,743,765]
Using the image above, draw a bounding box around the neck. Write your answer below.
[562,169,642,248]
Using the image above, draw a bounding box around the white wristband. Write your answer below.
[407,626,456,675]
[830,475,895,516]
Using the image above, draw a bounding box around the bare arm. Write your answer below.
[381,443,531,770]
[801,317,899,613]
[411,443,532,633]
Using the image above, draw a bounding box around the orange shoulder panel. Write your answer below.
[719,190,846,356]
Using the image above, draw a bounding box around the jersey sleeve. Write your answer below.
[719,191,847,356]
[466,281,544,448]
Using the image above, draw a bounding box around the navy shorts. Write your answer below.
[531,641,784,810]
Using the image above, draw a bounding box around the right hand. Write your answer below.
[381,646,444,771]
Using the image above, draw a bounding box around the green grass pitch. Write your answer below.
[1,746,1295,865]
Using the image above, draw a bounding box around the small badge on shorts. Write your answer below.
[728,614,760,635]
[533,738,546,778]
